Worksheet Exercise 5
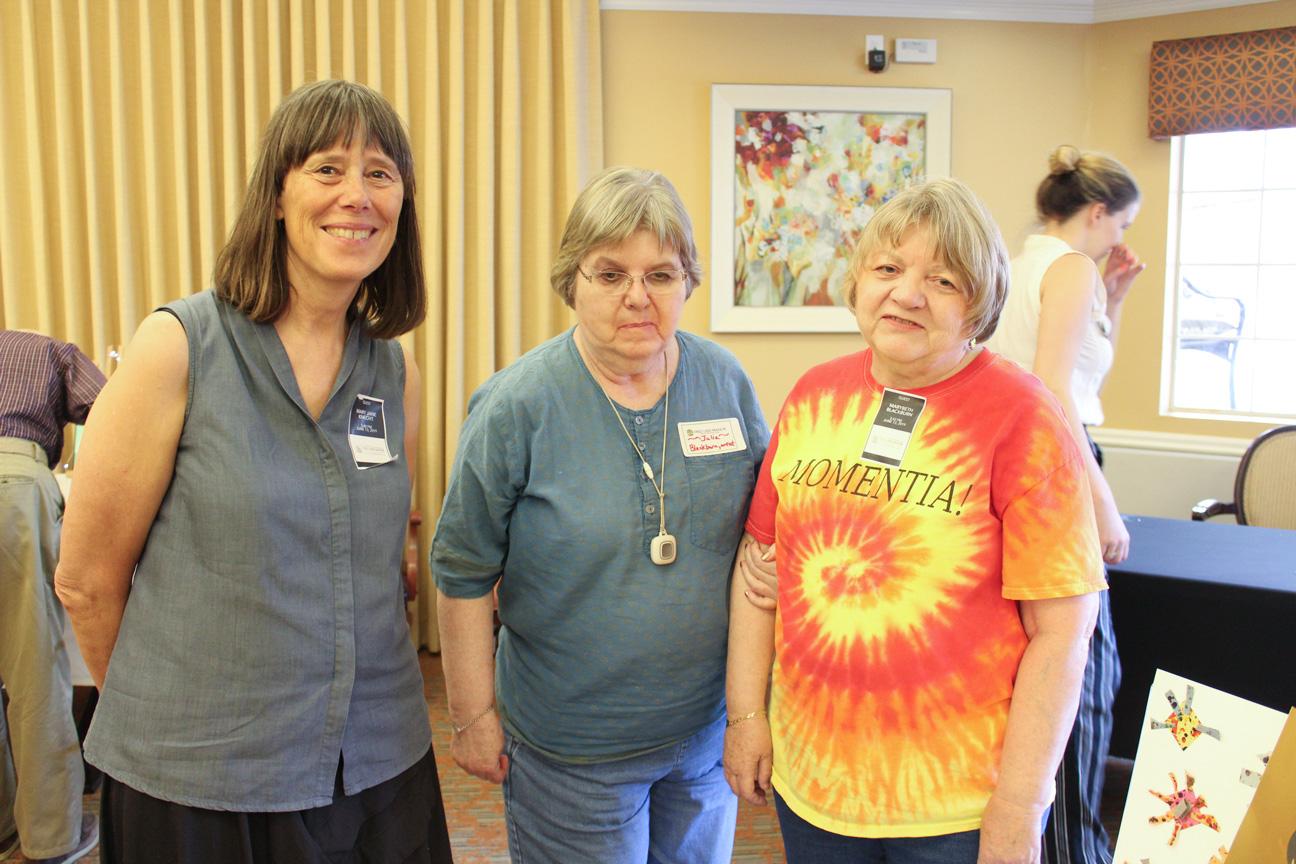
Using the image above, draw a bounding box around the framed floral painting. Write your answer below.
[710,84,951,332]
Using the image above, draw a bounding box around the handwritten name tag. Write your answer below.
[677,418,748,457]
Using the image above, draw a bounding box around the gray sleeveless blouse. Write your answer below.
[84,291,430,811]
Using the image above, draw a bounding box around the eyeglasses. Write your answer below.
[577,266,688,295]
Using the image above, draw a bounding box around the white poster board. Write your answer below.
[1113,669,1287,861]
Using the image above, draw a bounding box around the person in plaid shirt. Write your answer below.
[0,329,105,863]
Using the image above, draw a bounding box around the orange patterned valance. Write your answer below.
[1148,26,1296,139]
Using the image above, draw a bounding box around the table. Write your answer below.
[1107,515,1296,758]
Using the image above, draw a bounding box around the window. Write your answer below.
[1163,128,1296,422]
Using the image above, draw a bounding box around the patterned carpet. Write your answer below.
[423,646,1128,862]
[28,652,782,864]
[420,652,788,863]
[21,652,1128,863]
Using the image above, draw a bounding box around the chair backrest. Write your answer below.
[1180,278,1246,343]
[1236,425,1296,529]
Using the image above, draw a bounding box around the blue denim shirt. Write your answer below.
[432,330,768,759]
[85,291,430,811]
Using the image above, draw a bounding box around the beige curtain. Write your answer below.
[0,0,602,649]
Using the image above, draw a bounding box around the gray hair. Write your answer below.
[551,167,702,306]
[847,177,1010,344]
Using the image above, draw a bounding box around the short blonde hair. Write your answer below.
[551,167,702,306]
[846,177,1009,343]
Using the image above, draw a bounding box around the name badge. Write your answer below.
[348,394,395,470]
[677,418,748,457]
[861,388,927,467]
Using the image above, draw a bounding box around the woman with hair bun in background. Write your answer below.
[987,144,1146,864]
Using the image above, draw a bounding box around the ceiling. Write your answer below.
[599,0,1282,24]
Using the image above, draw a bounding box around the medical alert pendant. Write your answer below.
[650,531,677,566]
[595,348,676,567]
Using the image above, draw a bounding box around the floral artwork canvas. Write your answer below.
[710,85,951,333]
[732,109,926,310]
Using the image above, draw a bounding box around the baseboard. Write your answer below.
[1088,427,1251,458]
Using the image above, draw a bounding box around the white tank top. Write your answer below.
[987,234,1113,425]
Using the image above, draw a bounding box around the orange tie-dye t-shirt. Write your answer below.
[745,348,1105,838]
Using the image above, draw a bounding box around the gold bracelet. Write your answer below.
[450,703,495,735]
[726,709,767,728]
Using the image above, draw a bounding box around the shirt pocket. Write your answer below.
[684,452,755,555]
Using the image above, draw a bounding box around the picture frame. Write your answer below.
[710,84,952,333]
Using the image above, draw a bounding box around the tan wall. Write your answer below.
[1086,0,1296,439]
[602,3,1294,436]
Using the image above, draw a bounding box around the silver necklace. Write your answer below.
[598,351,676,565]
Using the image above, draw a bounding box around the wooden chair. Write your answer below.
[1192,425,1296,528]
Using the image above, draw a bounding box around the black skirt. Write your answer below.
[99,748,453,864]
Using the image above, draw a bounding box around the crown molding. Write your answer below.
[1091,0,1278,22]
[600,0,1281,24]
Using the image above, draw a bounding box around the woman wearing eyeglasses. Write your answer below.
[431,167,771,863]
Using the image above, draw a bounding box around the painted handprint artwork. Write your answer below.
[1114,671,1288,862]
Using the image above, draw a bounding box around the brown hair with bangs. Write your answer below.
[213,79,424,338]
[550,167,703,306]
[846,177,1010,343]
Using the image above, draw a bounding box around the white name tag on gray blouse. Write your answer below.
[677,418,747,457]
[861,388,926,467]
[348,393,395,469]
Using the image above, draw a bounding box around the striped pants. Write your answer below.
[1041,587,1120,864]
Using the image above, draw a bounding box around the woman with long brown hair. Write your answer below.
[56,80,452,863]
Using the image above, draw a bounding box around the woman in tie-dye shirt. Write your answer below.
[723,178,1106,864]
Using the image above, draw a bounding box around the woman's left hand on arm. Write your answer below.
[979,592,1099,864]
[739,540,777,610]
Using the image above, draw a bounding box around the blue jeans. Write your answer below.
[775,792,980,864]
[502,715,736,864]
